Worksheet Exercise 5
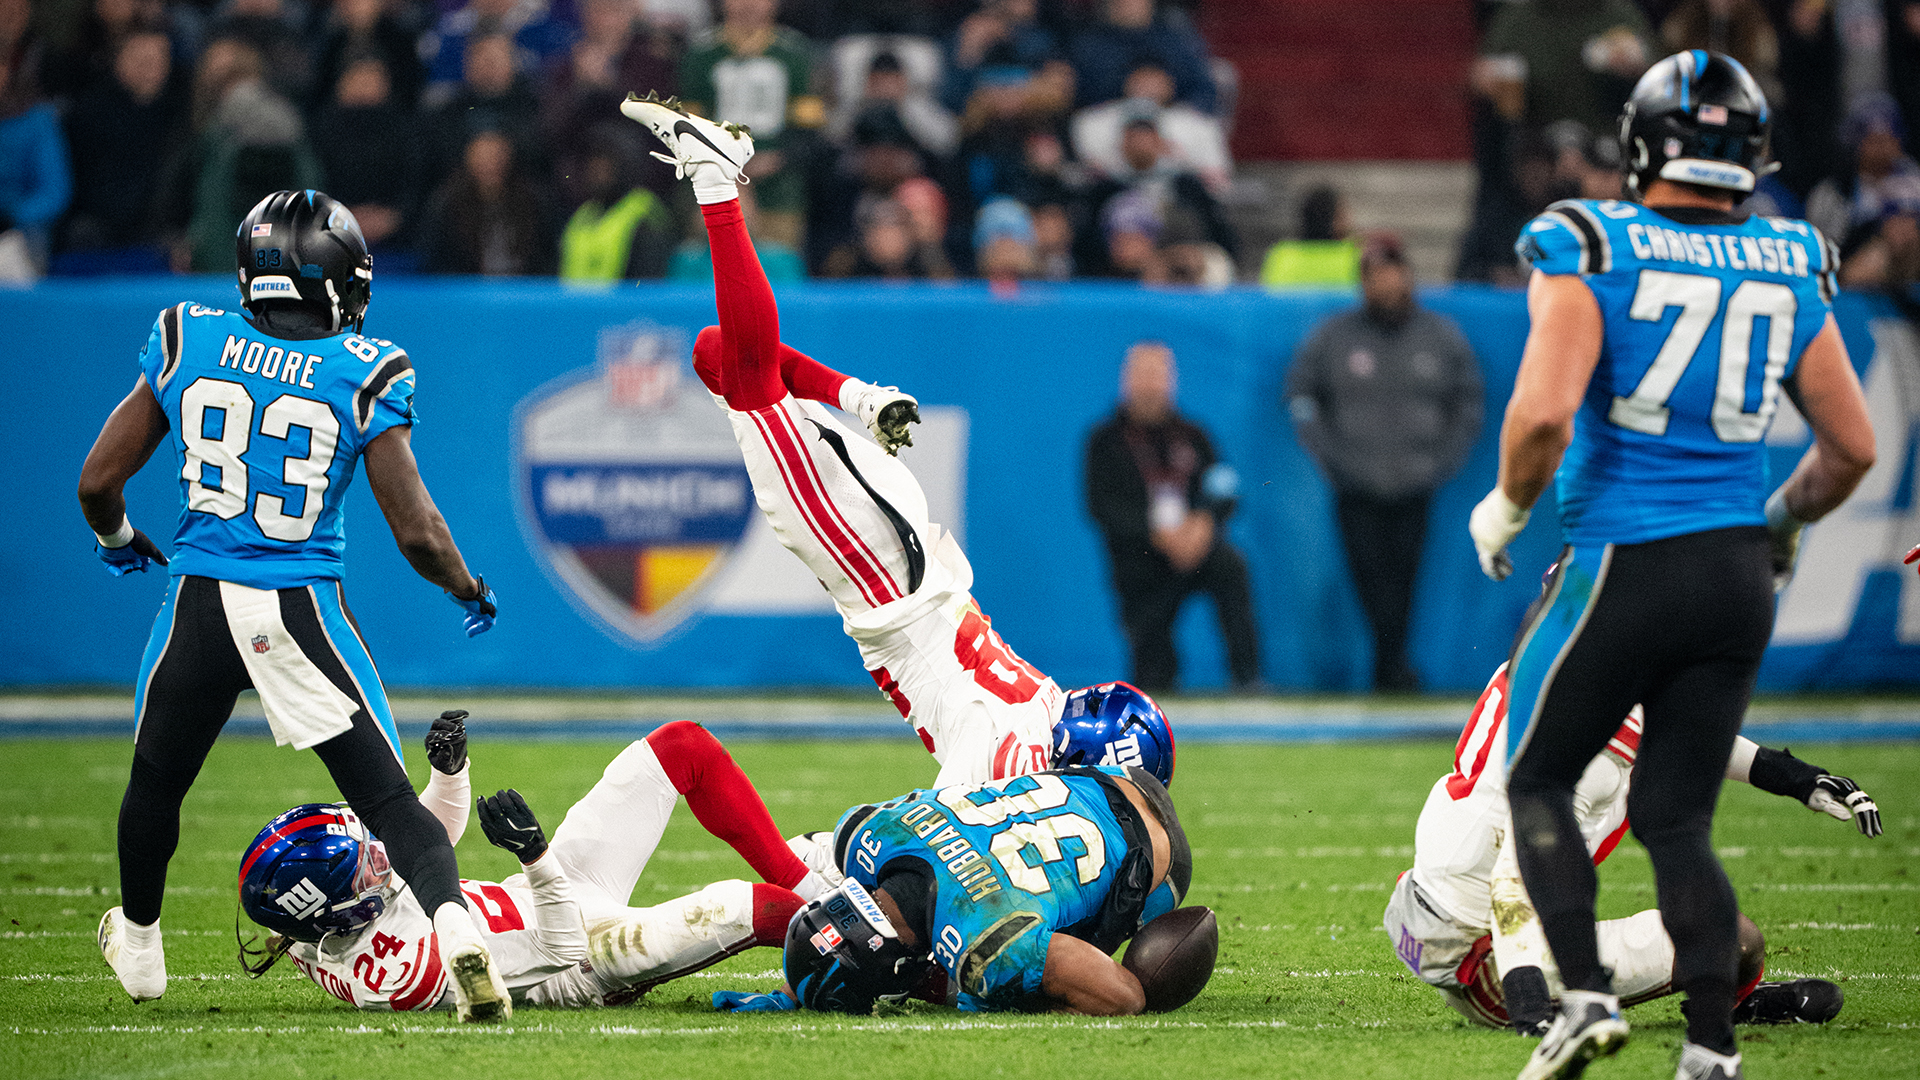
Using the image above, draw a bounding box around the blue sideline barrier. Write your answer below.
[4,278,1916,692]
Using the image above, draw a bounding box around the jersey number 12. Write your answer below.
[1610,268,1798,443]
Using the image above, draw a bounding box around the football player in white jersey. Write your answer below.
[616,92,1175,794]
[1384,664,1881,1035]
[239,715,834,1010]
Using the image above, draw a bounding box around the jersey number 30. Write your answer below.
[1611,269,1798,443]
[179,377,340,542]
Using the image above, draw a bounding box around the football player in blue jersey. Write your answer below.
[76,190,512,1022]
[722,766,1189,1016]
[1467,53,1877,1080]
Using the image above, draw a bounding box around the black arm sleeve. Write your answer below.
[1748,746,1826,803]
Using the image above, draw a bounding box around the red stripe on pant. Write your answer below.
[766,405,901,603]
[748,405,900,607]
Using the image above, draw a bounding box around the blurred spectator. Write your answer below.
[422,0,575,91]
[1473,0,1652,136]
[428,32,544,186]
[0,0,70,274]
[418,128,557,274]
[1836,212,1919,297]
[1287,237,1482,692]
[542,0,679,204]
[1156,208,1232,287]
[680,0,824,249]
[638,0,711,37]
[824,194,952,278]
[1771,0,1841,202]
[558,127,674,281]
[41,0,168,100]
[1082,116,1234,271]
[814,106,935,264]
[1891,0,1920,159]
[669,182,805,279]
[1067,0,1215,112]
[942,0,1056,112]
[1071,60,1228,194]
[310,55,424,254]
[894,172,950,256]
[1085,340,1261,693]
[1030,197,1073,279]
[955,62,1045,207]
[315,0,429,112]
[1260,185,1357,289]
[1096,187,1160,279]
[210,0,314,106]
[831,49,957,159]
[1659,0,1780,102]
[973,195,1034,283]
[1805,95,1920,246]
[59,28,180,258]
[158,35,321,272]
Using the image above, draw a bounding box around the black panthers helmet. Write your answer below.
[1619,50,1772,198]
[236,190,373,333]
[783,879,931,1013]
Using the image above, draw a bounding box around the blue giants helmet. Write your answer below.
[1053,682,1176,786]
[783,879,932,1013]
[239,803,392,943]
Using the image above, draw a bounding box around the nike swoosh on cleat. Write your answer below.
[673,120,742,164]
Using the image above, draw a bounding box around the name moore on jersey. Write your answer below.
[138,302,417,589]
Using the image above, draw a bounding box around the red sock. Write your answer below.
[750,884,804,946]
[701,200,785,411]
[690,325,849,406]
[645,721,810,891]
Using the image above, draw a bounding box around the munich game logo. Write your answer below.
[513,321,753,644]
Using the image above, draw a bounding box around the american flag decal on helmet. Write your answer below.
[1697,103,1728,125]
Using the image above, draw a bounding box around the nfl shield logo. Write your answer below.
[513,321,753,644]
[251,635,270,654]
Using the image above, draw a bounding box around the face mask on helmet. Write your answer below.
[238,803,393,943]
[783,879,932,1013]
[1052,681,1176,786]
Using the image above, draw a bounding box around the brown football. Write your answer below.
[1121,906,1219,1012]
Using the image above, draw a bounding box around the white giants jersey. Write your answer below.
[1409,664,1639,930]
[287,860,585,1010]
[864,593,1062,789]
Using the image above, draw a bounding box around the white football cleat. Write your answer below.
[620,91,753,185]
[787,832,846,889]
[1674,1043,1744,1080]
[1518,990,1629,1080]
[447,941,512,1023]
[98,907,166,1002]
[844,383,920,455]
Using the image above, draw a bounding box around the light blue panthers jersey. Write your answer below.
[136,303,417,589]
[1516,199,1837,546]
[839,768,1134,1012]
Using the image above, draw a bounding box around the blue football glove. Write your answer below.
[712,989,796,1012]
[95,528,168,577]
[446,575,497,637]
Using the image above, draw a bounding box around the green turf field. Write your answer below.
[2,736,1915,1079]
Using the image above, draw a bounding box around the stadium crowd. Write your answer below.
[0,0,1241,282]
[1,0,1918,294]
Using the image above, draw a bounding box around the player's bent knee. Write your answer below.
[1737,912,1765,986]
[646,720,729,790]
[692,326,726,395]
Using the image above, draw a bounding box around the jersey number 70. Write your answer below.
[1610,269,1798,443]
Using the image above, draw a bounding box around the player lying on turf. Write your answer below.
[618,92,1173,795]
[1384,663,1881,1035]
[713,765,1200,1016]
[237,715,834,1009]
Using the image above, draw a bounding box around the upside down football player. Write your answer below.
[617,92,1173,798]
[238,714,836,1010]
[1384,664,1881,1035]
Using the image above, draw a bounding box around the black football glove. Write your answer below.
[1807,774,1882,838]
[425,709,468,775]
[478,788,547,864]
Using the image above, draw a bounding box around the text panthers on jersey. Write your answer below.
[1516,198,1838,546]
[137,303,417,588]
